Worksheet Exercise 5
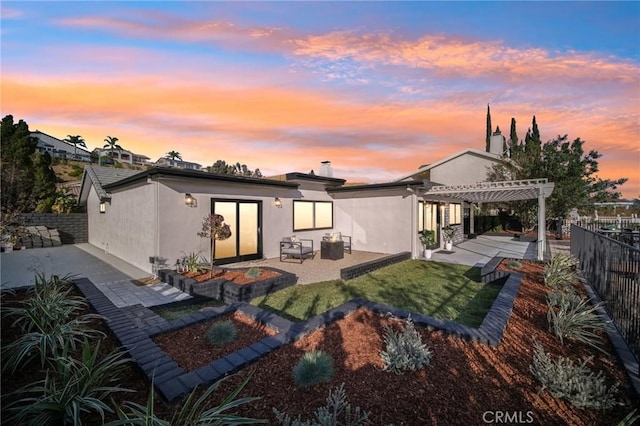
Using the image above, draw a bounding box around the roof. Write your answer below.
[327,180,424,193]
[102,167,299,191]
[395,148,502,182]
[31,131,92,155]
[78,165,143,203]
[283,172,346,185]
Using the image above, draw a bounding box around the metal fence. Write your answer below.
[571,225,640,368]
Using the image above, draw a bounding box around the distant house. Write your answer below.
[155,157,203,171]
[93,148,151,166]
[31,131,92,162]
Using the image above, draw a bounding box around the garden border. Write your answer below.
[340,251,411,280]
[157,266,297,304]
[73,255,522,404]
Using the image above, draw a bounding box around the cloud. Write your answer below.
[1,6,22,20]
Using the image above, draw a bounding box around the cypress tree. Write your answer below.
[485,104,492,152]
[509,117,520,157]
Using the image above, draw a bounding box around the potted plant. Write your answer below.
[419,230,436,259]
[442,226,456,251]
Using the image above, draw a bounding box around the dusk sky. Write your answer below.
[2,1,639,198]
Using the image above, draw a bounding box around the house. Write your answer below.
[93,148,151,166]
[31,131,92,162]
[155,157,203,171]
[78,135,554,274]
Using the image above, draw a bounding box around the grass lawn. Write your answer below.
[251,260,502,327]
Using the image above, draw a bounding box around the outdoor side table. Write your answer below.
[321,240,344,260]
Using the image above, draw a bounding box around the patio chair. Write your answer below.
[322,233,352,254]
[280,237,314,263]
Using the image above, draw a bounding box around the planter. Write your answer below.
[190,278,226,299]
[424,248,433,259]
[445,242,453,251]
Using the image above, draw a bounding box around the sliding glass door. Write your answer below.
[211,199,262,264]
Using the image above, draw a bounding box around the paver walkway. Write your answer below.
[0,243,190,307]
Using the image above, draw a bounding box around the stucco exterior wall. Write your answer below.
[87,181,157,273]
[332,190,417,256]
[155,178,325,265]
[430,153,498,186]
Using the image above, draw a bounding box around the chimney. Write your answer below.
[319,161,333,177]
[489,126,506,155]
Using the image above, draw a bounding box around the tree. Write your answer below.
[197,214,232,278]
[1,115,37,213]
[489,126,627,230]
[509,117,520,158]
[63,135,86,160]
[51,188,76,214]
[103,136,122,157]
[485,104,492,152]
[166,151,182,161]
[32,152,58,212]
[207,160,262,177]
[1,115,59,213]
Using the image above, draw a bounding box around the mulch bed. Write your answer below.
[153,311,278,372]
[207,260,640,424]
[2,260,639,424]
[182,268,280,285]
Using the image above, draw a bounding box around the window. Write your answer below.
[418,202,438,232]
[449,203,461,225]
[293,200,333,231]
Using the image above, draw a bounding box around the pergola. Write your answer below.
[420,179,555,260]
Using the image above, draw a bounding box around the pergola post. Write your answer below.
[537,186,546,261]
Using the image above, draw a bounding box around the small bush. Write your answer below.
[206,321,238,346]
[292,350,334,389]
[546,292,606,352]
[115,373,266,425]
[380,317,432,375]
[543,254,580,291]
[530,341,619,410]
[274,383,370,426]
[506,260,522,269]
[245,267,262,279]
[5,340,132,425]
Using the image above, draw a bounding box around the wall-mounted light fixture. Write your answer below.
[185,193,197,207]
[274,197,283,208]
[99,202,106,213]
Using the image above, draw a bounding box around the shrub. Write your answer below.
[5,340,132,425]
[179,252,207,273]
[2,273,104,373]
[543,254,580,291]
[505,260,522,269]
[206,320,238,346]
[546,292,606,352]
[292,350,334,389]
[274,383,370,426]
[530,341,619,410]
[380,317,432,375]
[245,267,262,279]
[113,373,266,425]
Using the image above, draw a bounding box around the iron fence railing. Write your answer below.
[571,225,640,370]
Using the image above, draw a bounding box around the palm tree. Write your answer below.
[103,136,123,163]
[63,135,86,160]
[166,151,182,161]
